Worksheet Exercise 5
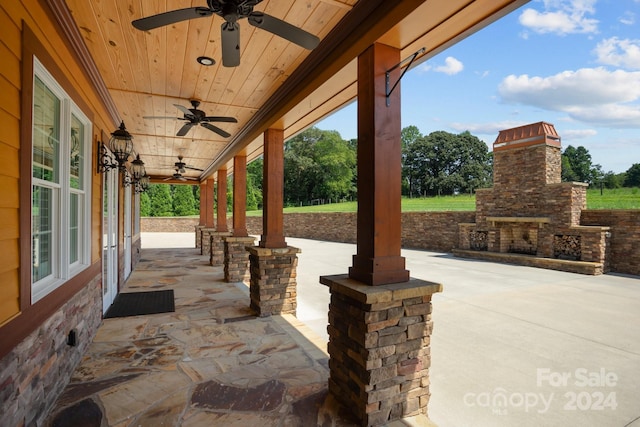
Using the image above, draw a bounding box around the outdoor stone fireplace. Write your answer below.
[455,122,610,275]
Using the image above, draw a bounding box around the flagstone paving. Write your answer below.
[45,247,433,427]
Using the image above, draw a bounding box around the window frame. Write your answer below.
[31,57,92,304]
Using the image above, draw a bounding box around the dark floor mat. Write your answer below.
[104,290,175,319]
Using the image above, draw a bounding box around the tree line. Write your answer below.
[142,126,640,216]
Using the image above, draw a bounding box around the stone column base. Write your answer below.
[320,274,442,427]
[224,236,256,283]
[209,232,232,266]
[195,225,205,248]
[246,246,300,317]
[200,228,215,256]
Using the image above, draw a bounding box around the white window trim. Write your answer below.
[32,57,92,304]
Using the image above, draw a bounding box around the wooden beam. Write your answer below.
[216,169,228,232]
[349,43,409,286]
[232,155,248,237]
[259,129,286,249]
[205,0,429,177]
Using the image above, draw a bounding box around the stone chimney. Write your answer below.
[492,121,562,189]
[456,122,610,275]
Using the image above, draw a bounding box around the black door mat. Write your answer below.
[104,290,175,319]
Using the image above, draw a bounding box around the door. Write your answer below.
[102,163,119,313]
[123,183,132,279]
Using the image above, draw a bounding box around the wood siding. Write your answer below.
[0,0,115,344]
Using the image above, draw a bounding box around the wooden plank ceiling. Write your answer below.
[64,0,528,183]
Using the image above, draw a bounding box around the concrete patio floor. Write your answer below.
[45,233,640,427]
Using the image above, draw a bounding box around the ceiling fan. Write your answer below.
[132,0,320,67]
[163,172,198,182]
[171,155,203,174]
[144,100,237,138]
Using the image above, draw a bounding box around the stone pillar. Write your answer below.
[195,225,204,249]
[224,236,256,283]
[320,43,441,427]
[223,155,253,283]
[199,179,215,252]
[201,228,216,257]
[247,246,300,317]
[246,129,300,316]
[320,275,442,426]
[209,231,232,266]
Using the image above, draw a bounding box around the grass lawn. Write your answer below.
[245,187,639,215]
[586,187,640,209]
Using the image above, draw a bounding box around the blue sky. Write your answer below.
[316,0,640,174]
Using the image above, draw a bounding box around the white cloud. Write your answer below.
[594,37,640,70]
[420,57,464,75]
[498,67,640,128]
[619,11,635,25]
[434,57,464,75]
[448,120,529,136]
[519,0,598,35]
[561,128,598,139]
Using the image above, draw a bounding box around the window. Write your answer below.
[31,57,91,303]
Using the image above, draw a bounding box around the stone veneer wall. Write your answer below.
[141,217,199,232]
[0,275,102,426]
[248,212,473,253]
[144,210,638,277]
[581,210,640,276]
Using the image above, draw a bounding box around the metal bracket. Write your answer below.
[385,47,426,107]
[97,141,117,174]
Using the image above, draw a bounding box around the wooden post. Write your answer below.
[349,43,409,286]
[216,168,228,232]
[259,128,286,248]
[204,178,215,228]
[232,155,248,237]
[199,181,206,226]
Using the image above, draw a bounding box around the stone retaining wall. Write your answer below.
[581,210,640,276]
[141,217,199,232]
[142,210,639,277]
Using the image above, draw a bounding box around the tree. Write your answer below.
[140,191,151,216]
[624,163,640,187]
[602,171,625,189]
[247,158,263,210]
[284,127,356,205]
[402,130,492,196]
[401,126,423,197]
[172,185,198,216]
[561,145,602,184]
[147,184,173,216]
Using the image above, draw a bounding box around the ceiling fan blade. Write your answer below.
[162,176,172,181]
[201,122,231,138]
[203,116,238,123]
[174,104,195,118]
[221,22,241,67]
[184,165,204,171]
[143,116,180,120]
[132,7,214,31]
[248,12,319,50]
[177,123,195,136]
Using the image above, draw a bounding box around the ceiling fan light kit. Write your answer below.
[197,56,216,66]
